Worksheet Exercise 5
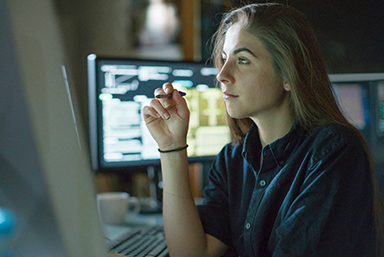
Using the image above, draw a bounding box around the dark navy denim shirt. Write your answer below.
[197,122,376,257]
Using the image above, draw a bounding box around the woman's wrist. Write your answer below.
[158,145,188,153]
[157,140,187,152]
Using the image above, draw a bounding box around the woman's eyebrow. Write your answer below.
[221,47,258,58]
[233,47,257,57]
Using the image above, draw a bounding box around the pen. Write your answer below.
[156,90,186,98]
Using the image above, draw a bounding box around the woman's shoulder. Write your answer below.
[308,122,361,144]
[304,122,366,160]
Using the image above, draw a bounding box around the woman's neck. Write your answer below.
[253,113,294,148]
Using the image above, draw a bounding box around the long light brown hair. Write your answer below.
[212,3,384,255]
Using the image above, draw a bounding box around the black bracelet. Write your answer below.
[158,145,188,153]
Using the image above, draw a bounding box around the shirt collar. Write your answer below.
[242,123,262,170]
[242,121,304,170]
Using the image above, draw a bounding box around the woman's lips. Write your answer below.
[223,91,239,99]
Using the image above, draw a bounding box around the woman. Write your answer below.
[142,3,383,256]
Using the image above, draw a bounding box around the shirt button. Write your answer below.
[259,180,267,187]
[245,223,251,229]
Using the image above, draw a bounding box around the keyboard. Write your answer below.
[108,226,168,257]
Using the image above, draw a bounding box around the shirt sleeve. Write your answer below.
[196,145,234,248]
[272,128,375,256]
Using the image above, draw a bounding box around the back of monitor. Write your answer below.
[0,0,108,256]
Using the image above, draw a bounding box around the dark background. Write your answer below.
[200,0,384,74]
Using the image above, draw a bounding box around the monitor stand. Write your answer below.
[140,165,163,213]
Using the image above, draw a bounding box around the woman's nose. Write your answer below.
[216,62,234,84]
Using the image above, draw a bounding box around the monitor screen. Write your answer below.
[88,54,230,171]
[332,83,369,131]
[377,81,384,137]
[329,73,384,148]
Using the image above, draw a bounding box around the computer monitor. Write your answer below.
[1,0,108,256]
[377,81,384,138]
[329,73,384,149]
[330,73,384,196]
[88,55,231,172]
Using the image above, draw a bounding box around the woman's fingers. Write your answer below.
[171,89,189,118]
[154,83,175,109]
[162,82,174,93]
[145,83,189,123]
[149,98,170,120]
[154,88,172,109]
[142,83,190,149]
[142,105,160,120]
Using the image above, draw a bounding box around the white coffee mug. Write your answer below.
[97,192,140,224]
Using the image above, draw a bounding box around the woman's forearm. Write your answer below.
[160,150,209,257]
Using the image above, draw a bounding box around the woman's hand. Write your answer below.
[142,83,190,150]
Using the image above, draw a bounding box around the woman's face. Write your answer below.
[217,23,291,122]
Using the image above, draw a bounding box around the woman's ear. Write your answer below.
[283,81,291,92]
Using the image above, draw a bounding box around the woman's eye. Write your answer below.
[238,58,249,64]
